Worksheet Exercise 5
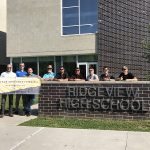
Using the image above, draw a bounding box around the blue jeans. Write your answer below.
[25,95,35,114]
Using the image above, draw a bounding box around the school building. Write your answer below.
[1,0,150,79]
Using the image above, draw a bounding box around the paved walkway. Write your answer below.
[0,105,150,150]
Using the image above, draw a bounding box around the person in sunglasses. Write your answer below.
[55,66,68,81]
[43,65,55,81]
[118,66,137,81]
[69,67,85,81]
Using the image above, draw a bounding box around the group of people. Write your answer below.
[42,65,99,81]
[0,63,137,118]
[0,63,37,118]
[43,65,137,82]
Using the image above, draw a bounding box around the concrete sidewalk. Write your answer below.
[0,104,38,126]
[0,105,150,150]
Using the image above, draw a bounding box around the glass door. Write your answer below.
[77,62,98,79]
[78,63,87,79]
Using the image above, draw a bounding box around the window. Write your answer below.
[55,56,62,73]
[78,55,98,62]
[12,54,98,77]
[22,57,38,74]
[12,57,21,72]
[63,7,79,26]
[62,0,98,35]
[39,57,54,77]
[63,56,76,77]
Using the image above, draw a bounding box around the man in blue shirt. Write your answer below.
[43,65,55,81]
[15,63,27,115]
[16,63,27,77]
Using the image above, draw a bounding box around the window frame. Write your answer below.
[61,0,98,36]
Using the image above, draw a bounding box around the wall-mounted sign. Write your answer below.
[60,86,146,111]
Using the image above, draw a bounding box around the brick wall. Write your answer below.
[98,0,150,80]
[39,81,150,120]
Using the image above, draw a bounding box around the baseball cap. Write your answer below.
[47,65,52,69]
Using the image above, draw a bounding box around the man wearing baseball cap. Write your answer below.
[118,66,137,80]
[43,65,56,81]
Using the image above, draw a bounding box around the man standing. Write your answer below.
[1,64,16,117]
[25,67,38,116]
[15,63,27,115]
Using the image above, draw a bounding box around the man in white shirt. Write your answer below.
[1,65,16,78]
[0,64,16,118]
[86,67,99,81]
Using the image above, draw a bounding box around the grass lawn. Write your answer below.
[20,117,150,132]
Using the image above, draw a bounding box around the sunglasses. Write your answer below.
[47,68,52,69]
